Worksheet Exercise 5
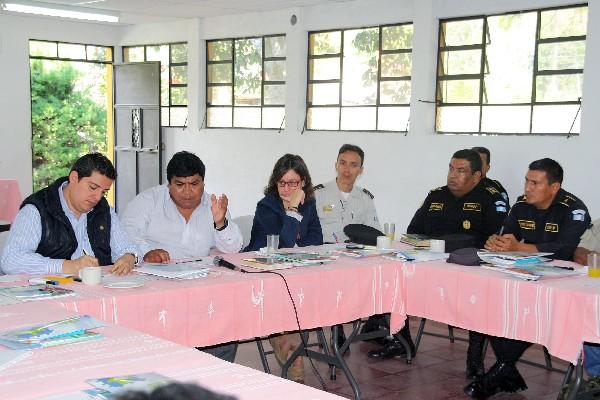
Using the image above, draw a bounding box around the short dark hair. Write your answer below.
[70,153,116,180]
[167,151,206,182]
[452,149,482,173]
[264,154,315,201]
[338,144,365,166]
[529,158,563,185]
[115,383,237,400]
[471,146,491,164]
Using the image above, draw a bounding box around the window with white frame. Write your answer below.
[436,4,587,135]
[306,23,413,132]
[206,35,286,129]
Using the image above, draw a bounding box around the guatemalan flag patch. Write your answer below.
[572,209,586,221]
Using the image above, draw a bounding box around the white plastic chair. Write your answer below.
[231,214,254,249]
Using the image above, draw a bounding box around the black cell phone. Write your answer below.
[346,244,364,250]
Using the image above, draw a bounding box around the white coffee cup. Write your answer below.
[377,235,392,250]
[430,239,445,253]
[79,266,102,285]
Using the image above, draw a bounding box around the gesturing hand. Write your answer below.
[211,194,228,229]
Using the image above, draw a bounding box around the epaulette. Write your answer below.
[485,185,500,195]
[430,186,444,193]
[314,184,325,190]
[558,193,577,208]
[515,195,527,204]
[362,188,374,199]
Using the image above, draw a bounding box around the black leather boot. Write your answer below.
[466,331,486,379]
[463,361,527,399]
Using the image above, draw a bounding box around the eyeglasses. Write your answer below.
[277,180,301,188]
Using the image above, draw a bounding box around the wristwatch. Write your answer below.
[126,252,139,266]
[214,218,228,231]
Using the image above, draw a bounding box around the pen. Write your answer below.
[550,265,575,271]
[498,226,505,235]
[174,258,205,264]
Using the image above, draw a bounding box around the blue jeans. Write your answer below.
[584,343,600,376]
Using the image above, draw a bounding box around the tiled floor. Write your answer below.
[235,317,569,399]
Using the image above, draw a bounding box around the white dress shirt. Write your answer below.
[120,184,243,259]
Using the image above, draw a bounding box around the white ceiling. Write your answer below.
[27,0,354,23]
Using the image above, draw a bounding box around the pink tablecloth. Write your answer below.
[3,245,599,365]
[55,253,404,348]
[0,179,22,223]
[398,258,600,364]
[0,302,344,400]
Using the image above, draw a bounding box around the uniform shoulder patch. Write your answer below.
[485,186,499,195]
[558,193,578,208]
[362,188,374,199]
[515,195,527,204]
[314,184,325,190]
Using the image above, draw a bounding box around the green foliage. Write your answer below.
[30,59,107,191]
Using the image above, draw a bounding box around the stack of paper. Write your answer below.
[387,249,449,262]
[477,251,552,266]
[242,251,338,270]
[334,248,394,258]
[0,315,104,350]
[137,260,212,279]
[0,284,76,302]
[399,234,430,248]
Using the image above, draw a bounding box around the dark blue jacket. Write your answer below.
[244,194,323,251]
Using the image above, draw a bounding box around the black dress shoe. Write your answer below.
[464,362,527,399]
[367,339,414,360]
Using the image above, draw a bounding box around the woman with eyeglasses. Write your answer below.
[244,154,323,383]
[244,153,323,253]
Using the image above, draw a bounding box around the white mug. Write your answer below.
[430,239,446,253]
[79,266,102,285]
[377,235,392,250]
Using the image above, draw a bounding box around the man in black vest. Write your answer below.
[464,158,591,399]
[1,153,138,275]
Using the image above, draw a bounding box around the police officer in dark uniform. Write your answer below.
[368,149,508,370]
[407,150,508,248]
[472,146,510,207]
[465,158,591,399]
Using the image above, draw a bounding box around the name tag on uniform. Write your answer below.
[322,204,334,212]
[429,202,443,211]
[518,220,536,230]
[545,223,559,233]
[463,203,481,212]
